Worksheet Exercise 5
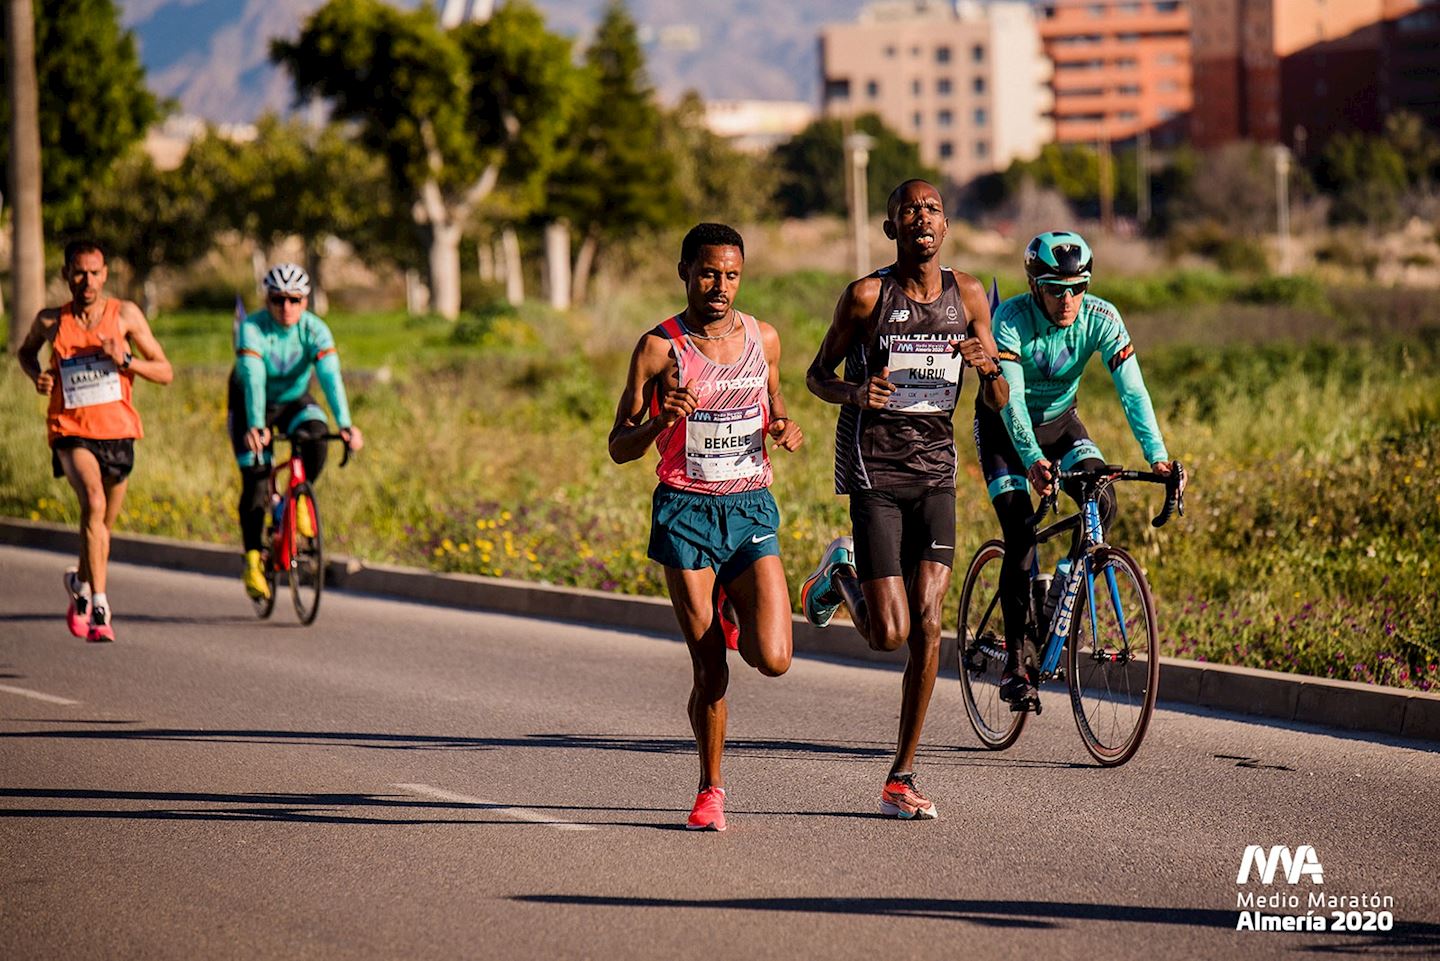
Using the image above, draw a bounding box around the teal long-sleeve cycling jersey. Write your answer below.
[233,309,352,431]
[993,292,1167,469]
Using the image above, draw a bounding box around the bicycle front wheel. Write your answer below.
[289,484,324,625]
[957,539,1027,750]
[1066,546,1159,767]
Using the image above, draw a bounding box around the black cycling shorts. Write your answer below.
[849,485,956,581]
[973,404,1103,501]
[51,436,136,483]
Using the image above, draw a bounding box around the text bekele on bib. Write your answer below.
[59,352,123,410]
[884,334,963,413]
[686,405,765,481]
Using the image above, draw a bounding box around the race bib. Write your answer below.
[884,335,962,413]
[59,352,123,409]
[686,405,765,481]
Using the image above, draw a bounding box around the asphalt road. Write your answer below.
[1,543,1437,960]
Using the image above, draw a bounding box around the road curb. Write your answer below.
[3,516,1436,744]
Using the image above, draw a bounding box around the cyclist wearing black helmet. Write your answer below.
[975,231,1183,706]
[228,263,363,600]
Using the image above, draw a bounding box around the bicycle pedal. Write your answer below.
[1010,694,1042,715]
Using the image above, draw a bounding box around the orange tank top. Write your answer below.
[46,298,144,443]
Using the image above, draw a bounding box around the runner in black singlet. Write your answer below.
[803,180,1009,820]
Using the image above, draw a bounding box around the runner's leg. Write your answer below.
[664,566,729,791]
[719,554,792,677]
[891,560,950,776]
[58,447,114,595]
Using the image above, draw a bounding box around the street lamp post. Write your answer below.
[844,132,874,278]
[1274,144,1292,276]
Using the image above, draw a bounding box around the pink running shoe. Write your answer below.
[86,607,116,644]
[64,569,89,638]
[715,586,739,651]
[880,773,938,820]
[686,786,727,832]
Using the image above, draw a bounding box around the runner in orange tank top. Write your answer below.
[17,240,174,643]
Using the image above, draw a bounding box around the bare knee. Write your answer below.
[870,623,909,652]
[753,646,791,677]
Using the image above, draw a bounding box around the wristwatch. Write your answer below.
[121,351,133,371]
[979,364,1002,383]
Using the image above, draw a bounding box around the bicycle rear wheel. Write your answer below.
[1067,546,1159,766]
[250,528,277,620]
[289,484,324,625]
[957,539,1027,750]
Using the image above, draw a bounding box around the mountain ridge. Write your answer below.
[120,0,871,123]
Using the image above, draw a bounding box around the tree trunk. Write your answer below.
[501,226,523,306]
[428,220,463,319]
[544,220,570,310]
[571,228,599,307]
[306,237,329,316]
[6,0,46,352]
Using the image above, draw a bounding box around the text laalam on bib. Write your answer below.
[59,352,123,409]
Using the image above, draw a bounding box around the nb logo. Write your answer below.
[1236,845,1324,885]
[889,309,911,323]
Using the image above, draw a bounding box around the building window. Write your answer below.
[1118,84,1141,95]
[912,78,922,95]
[1118,2,1142,13]
[938,109,953,127]
[972,44,985,63]
[913,112,923,128]
[974,107,987,126]
[975,140,989,159]
[1155,1,1181,12]
[1117,110,1138,121]
[884,45,897,58]
[866,79,880,98]
[1087,3,1104,15]
[939,141,954,159]
[973,76,986,94]
[938,77,952,95]
[936,45,952,63]
[824,79,851,101]
[1115,58,1138,69]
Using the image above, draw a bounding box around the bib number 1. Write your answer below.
[686,405,764,481]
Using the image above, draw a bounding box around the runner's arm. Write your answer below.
[16,309,58,394]
[806,277,891,408]
[759,321,802,452]
[608,331,693,464]
[954,272,1008,412]
[113,300,173,386]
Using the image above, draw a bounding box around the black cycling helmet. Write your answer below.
[1024,231,1093,281]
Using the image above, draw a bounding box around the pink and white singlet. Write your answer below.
[652,312,773,496]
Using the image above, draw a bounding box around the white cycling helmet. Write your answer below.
[262,263,311,297]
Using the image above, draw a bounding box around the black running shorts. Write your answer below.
[849,485,957,581]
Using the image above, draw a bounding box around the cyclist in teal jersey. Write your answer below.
[973,231,1183,705]
[227,264,363,599]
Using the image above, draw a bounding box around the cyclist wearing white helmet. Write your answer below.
[227,263,363,600]
[974,230,1183,707]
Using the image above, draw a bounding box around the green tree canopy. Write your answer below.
[272,0,577,318]
[772,113,941,218]
[659,92,778,226]
[544,2,683,240]
[0,0,159,234]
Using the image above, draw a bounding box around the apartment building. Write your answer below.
[1037,0,1193,146]
[1191,0,1433,149]
[819,0,1053,187]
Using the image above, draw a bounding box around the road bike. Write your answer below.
[957,463,1185,766]
[249,433,351,625]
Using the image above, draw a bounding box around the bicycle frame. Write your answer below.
[265,449,311,574]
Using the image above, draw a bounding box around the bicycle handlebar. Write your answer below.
[1025,462,1185,530]
[271,431,354,468]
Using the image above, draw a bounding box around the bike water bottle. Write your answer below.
[1044,556,1072,624]
[271,494,285,530]
[1031,574,1052,626]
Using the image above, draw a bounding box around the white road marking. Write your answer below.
[394,783,597,831]
[0,683,80,706]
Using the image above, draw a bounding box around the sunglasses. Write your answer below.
[268,293,304,305]
[1039,280,1088,299]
